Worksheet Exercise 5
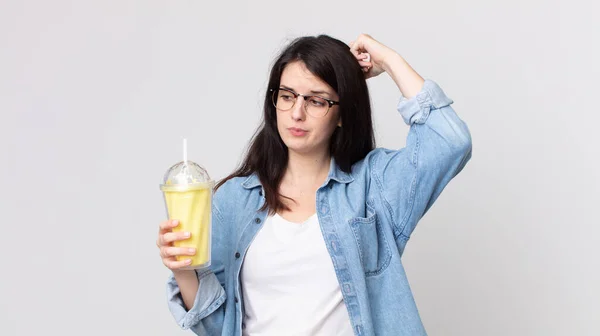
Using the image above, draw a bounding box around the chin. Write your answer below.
[283,142,311,154]
[285,141,328,157]
[279,131,326,155]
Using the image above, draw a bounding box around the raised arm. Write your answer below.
[351,34,472,250]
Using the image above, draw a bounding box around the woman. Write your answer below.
[157,33,472,336]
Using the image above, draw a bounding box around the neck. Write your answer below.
[284,150,331,188]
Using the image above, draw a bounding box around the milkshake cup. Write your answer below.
[160,140,214,270]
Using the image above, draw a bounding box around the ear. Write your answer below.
[337,117,342,128]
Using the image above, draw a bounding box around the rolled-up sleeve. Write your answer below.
[166,269,226,330]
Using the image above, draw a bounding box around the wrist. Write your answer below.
[173,269,197,278]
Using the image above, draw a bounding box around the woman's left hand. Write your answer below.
[349,34,398,79]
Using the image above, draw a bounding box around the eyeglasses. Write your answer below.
[269,87,339,118]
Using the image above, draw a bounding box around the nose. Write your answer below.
[290,96,307,121]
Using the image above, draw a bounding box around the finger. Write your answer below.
[159,219,179,233]
[349,38,365,55]
[163,246,197,257]
[160,246,184,259]
[159,220,171,231]
[158,220,180,247]
[362,53,370,63]
[353,53,369,63]
[358,61,372,68]
[349,42,361,56]
[157,235,167,248]
[159,246,167,258]
[163,231,191,245]
[165,258,193,270]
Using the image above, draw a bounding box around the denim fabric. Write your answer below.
[166,79,472,336]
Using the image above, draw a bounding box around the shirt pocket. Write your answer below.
[349,202,392,277]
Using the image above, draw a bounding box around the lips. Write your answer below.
[288,127,308,136]
[288,127,308,132]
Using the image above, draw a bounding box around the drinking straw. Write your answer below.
[183,138,188,167]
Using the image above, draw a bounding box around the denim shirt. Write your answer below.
[166,79,473,336]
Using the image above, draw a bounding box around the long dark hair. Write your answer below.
[215,34,375,214]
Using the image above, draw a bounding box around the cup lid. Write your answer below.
[160,161,214,191]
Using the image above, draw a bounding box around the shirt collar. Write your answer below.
[241,156,354,190]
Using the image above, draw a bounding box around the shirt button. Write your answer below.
[254,218,261,224]
[259,190,263,196]
[234,296,239,303]
[235,252,240,258]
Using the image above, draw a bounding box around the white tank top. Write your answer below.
[240,212,354,336]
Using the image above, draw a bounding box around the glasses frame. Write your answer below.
[269,87,339,118]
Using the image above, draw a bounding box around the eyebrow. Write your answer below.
[280,85,332,98]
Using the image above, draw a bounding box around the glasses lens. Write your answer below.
[306,96,329,117]
[273,89,295,110]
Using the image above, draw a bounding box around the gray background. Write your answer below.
[1,0,598,335]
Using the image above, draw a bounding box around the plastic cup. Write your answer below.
[160,160,214,270]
